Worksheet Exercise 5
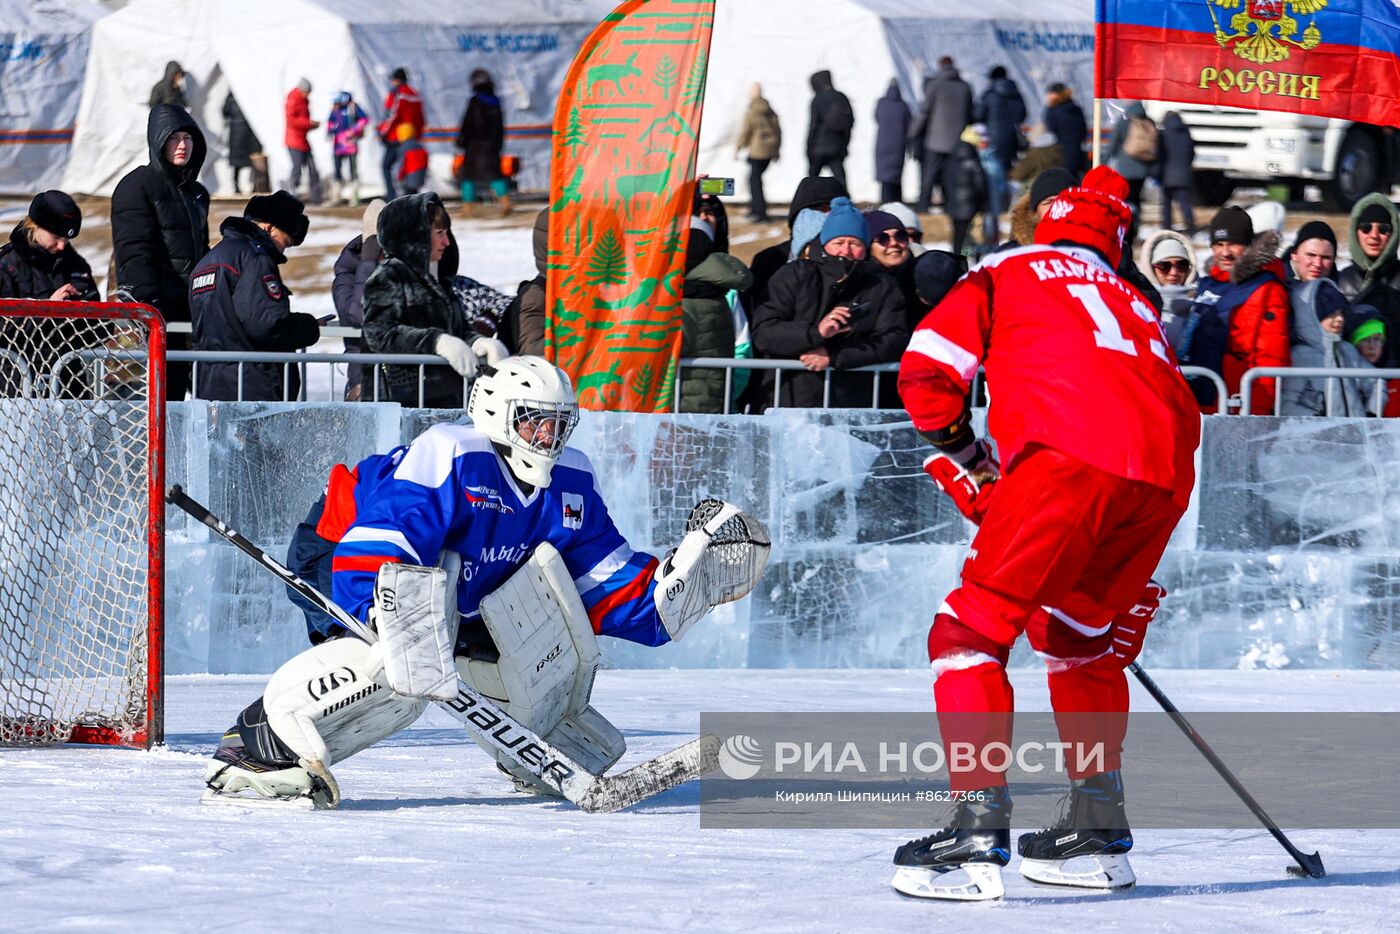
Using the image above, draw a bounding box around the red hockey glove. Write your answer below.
[922,444,1000,525]
[1109,580,1167,668]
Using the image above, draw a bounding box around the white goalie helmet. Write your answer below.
[467,356,580,488]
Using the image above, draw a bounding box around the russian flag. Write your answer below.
[1098,0,1400,127]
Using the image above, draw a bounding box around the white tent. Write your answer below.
[64,0,617,198]
[0,0,107,195]
[701,0,1096,205]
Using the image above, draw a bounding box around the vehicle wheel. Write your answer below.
[1193,170,1235,206]
[1325,131,1381,212]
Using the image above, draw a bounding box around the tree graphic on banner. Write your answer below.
[653,55,678,98]
[562,107,587,159]
[683,51,707,106]
[586,228,627,286]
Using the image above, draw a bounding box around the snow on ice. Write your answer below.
[2,670,1397,931]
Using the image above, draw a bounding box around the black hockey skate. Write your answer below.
[891,786,1012,901]
[1017,770,1135,890]
[202,701,337,810]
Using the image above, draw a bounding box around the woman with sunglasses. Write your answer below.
[1338,195,1400,365]
[1136,230,1198,349]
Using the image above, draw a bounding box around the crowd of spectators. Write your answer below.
[3,58,1398,420]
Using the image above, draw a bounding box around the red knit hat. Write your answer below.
[1032,165,1133,268]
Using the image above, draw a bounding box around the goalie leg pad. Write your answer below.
[263,637,428,771]
[464,543,624,788]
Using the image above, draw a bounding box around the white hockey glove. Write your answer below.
[435,333,479,378]
[471,336,510,367]
[654,499,771,642]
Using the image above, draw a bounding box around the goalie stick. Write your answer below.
[166,484,719,814]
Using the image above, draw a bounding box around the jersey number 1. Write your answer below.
[1066,284,1168,363]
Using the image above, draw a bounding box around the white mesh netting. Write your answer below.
[0,305,159,747]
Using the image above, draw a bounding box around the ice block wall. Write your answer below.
[164,403,1400,673]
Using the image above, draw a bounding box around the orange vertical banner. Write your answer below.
[546,0,716,411]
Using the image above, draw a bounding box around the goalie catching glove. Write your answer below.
[654,499,771,642]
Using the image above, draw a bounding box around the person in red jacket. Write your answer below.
[285,78,322,204]
[1177,206,1291,413]
[377,67,424,198]
[890,166,1200,902]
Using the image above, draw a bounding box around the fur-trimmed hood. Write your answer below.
[1345,192,1400,280]
[1009,192,1037,247]
[1206,228,1284,284]
[1137,229,1199,290]
[376,192,457,279]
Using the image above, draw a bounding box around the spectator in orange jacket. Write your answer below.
[285,79,322,204]
[1177,206,1291,414]
[378,67,424,199]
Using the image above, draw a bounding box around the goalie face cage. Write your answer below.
[0,301,165,748]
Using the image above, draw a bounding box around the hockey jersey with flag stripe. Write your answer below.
[331,421,669,646]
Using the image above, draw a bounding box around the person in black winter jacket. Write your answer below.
[111,103,210,401]
[455,69,508,213]
[0,192,101,397]
[806,70,854,184]
[751,197,909,409]
[1156,111,1196,234]
[331,200,386,400]
[149,61,187,109]
[1042,83,1088,179]
[223,92,262,195]
[941,139,987,255]
[747,175,848,310]
[0,191,99,303]
[874,80,912,204]
[361,193,507,407]
[974,66,1027,175]
[188,191,320,402]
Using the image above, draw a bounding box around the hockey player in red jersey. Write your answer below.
[891,166,1200,901]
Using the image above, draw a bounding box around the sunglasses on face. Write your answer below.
[1153,259,1190,273]
[874,230,910,246]
[1359,223,1394,236]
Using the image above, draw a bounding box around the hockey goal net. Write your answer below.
[0,301,164,748]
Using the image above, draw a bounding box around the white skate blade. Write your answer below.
[201,786,321,811]
[1019,853,1135,890]
[891,863,1005,901]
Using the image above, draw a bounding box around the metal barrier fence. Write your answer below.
[1240,366,1399,416]
[60,330,1372,419]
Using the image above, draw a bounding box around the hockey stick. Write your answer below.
[166,484,719,813]
[1128,663,1326,879]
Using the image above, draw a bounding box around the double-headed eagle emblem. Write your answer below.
[1208,0,1327,64]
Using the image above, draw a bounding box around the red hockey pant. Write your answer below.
[929,445,1185,790]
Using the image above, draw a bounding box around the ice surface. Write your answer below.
[163,408,1400,673]
[2,670,1397,931]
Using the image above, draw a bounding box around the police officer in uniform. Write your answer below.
[189,191,321,401]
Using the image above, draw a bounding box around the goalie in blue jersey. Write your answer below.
[204,356,770,808]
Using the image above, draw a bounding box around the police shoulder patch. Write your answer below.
[262,275,285,301]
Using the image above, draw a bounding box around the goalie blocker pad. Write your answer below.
[469,542,625,779]
[375,561,458,701]
[654,500,771,642]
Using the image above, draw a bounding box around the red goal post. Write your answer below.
[0,300,165,748]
